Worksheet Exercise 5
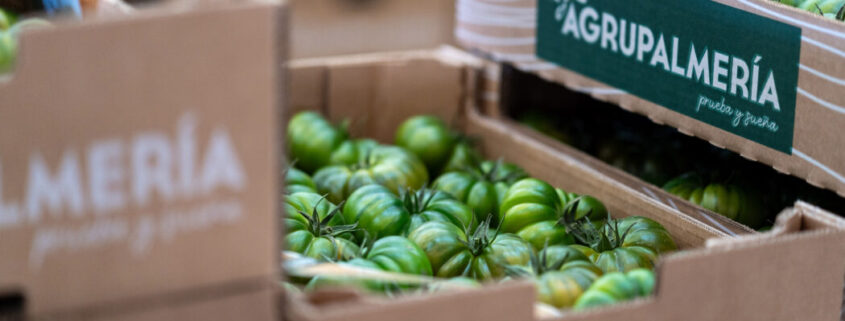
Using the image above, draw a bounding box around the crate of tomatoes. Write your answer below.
[281,47,845,321]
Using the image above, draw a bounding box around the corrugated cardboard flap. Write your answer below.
[0,0,284,317]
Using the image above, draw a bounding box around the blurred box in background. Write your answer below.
[290,0,455,58]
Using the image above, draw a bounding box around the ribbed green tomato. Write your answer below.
[395,115,456,173]
[304,258,386,294]
[342,184,410,240]
[499,178,608,251]
[305,236,433,293]
[340,185,476,240]
[502,245,602,309]
[364,235,433,276]
[287,111,347,173]
[440,142,483,174]
[284,192,359,261]
[285,167,317,194]
[401,188,476,233]
[328,139,378,166]
[557,190,608,222]
[536,260,603,308]
[569,216,676,273]
[313,145,429,203]
[408,220,534,280]
[499,178,573,250]
[434,160,529,222]
[573,269,655,310]
[664,173,765,228]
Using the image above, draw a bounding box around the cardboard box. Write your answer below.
[455,0,845,201]
[289,0,456,59]
[285,47,845,321]
[0,0,284,319]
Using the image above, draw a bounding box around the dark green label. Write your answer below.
[537,0,801,154]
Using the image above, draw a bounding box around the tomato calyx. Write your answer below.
[463,159,525,185]
[349,149,375,171]
[296,197,357,240]
[461,215,503,257]
[570,216,634,253]
[505,243,573,279]
[400,186,438,214]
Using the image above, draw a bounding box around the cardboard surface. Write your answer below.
[287,47,845,321]
[455,0,845,199]
[290,0,456,59]
[0,0,283,317]
[39,286,278,321]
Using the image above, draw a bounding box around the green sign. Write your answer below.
[537,0,801,154]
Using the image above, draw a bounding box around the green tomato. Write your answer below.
[426,276,482,293]
[663,172,702,199]
[499,178,573,250]
[499,179,608,251]
[328,138,378,166]
[284,192,359,261]
[736,188,766,228]
[365,236,433,276]
[700,183,733,219]
[304,236,433,294]
[535,260,603,309]
[507,245,602,309]
[342,184,411,240]
[570,216,676,273]
[395,115,456,173]
[818,0,845,13]
[408,220,534,280]
[556,190,608,221]
[0,31,15,74]
[573,269,655,310]
[665,173,766,228]
[401,188,476,233]
[287,111,347,173]
[434,160,528,223]
[0,9,15,31]
[304,258,388,294]
[313,145,428,203]
[439,141,483,174]
[285,167,317,194]
[519,112,572,144]
[777,0,802,7]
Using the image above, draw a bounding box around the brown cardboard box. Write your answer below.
[289,0,456,59]
[285,47,845,321]
[455,0,845,232]
[0,0,284,319]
